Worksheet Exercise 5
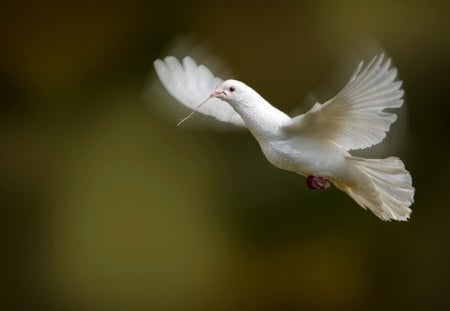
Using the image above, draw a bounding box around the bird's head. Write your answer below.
[210,79,252,105]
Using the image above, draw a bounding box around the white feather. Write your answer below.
[284,54,404,151]
[153,56,246,127]
[341,157,414,221]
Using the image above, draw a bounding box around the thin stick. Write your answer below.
[176,96,211,127]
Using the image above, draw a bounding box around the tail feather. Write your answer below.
[342,157,414,221]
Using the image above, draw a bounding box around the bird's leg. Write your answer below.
[306,175,331,190]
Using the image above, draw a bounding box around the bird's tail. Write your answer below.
[339,157,414,221]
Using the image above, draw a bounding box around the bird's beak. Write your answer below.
[210,89,225,99]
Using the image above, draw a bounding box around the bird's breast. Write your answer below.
[257,137,346,177]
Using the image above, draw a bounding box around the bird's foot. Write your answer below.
[306,175,331,190]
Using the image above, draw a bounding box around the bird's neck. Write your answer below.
[229,95,290,139]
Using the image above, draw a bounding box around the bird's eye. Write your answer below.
[229,86,235,92]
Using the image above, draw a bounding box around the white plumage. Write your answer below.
[154,56,245,127]
[153,54,415,221]
[285,55,404,151]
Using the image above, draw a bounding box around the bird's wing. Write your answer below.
[283,54,404,151]
[153,56,246,127]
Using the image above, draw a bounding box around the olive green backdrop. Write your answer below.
[1,0,449,310]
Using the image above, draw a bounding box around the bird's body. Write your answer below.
[153,54,415,221]
[228,89,345,177]
[260,135,348,179]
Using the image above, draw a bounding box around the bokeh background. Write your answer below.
[1,0,450,310]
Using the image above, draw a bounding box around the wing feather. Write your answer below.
[153,56,246,127]
[284,54,404,150]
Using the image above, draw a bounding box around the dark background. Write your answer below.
[1,1,450,310]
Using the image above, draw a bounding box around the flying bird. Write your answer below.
[153,54,414,221]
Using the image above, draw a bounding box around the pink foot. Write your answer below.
[306,175,331,190]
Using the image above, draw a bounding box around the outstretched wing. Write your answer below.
[153,56,246,127]
[283,54,404,151]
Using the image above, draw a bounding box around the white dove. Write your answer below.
[153,54,414,221]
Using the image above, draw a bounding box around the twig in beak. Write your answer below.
[176,96,211,127]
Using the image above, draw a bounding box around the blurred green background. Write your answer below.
[1,0,450,310]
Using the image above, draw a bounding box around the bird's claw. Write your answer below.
[306,175,330,190]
